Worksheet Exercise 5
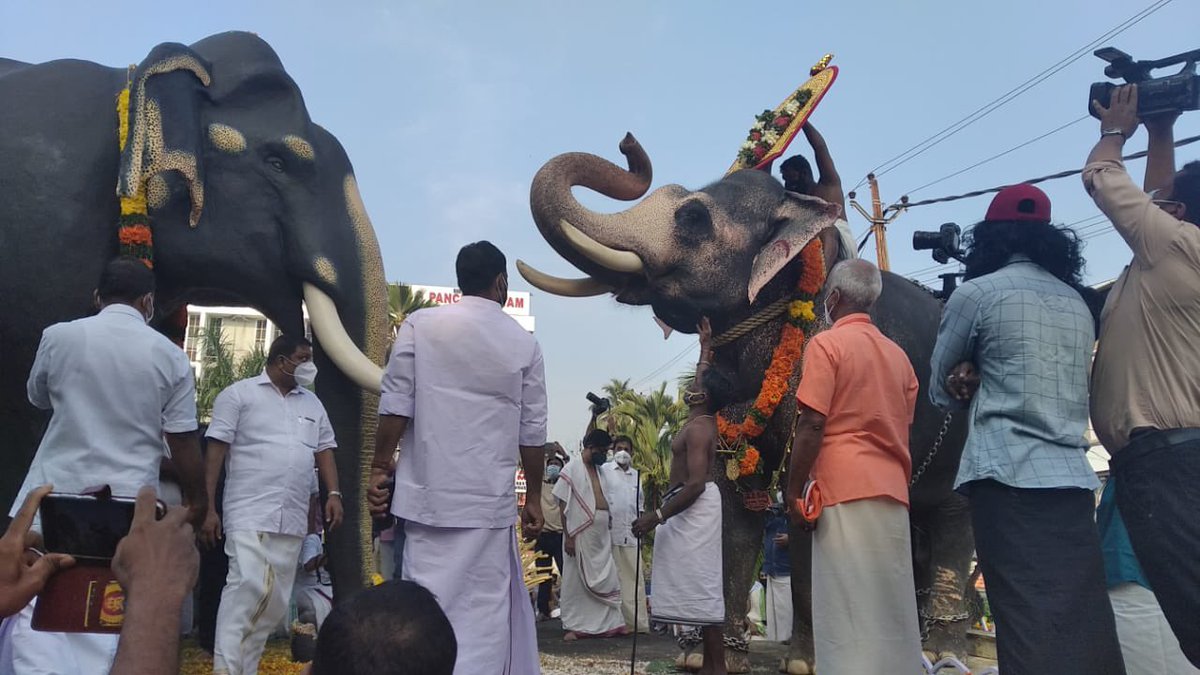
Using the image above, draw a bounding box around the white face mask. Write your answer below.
[141,295,155,325]
[614,450,631,467]
[290,360,318,387]
[822,291,838,326]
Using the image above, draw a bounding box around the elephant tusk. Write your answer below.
[516,261,614,297]
[303,283,384,394]
[558,219,645,275]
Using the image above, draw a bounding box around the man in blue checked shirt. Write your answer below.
[930,184,1125,675]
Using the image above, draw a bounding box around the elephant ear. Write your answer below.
[748,192,840,303]
[117,43,212,227]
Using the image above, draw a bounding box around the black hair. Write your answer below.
[583,429,612,449]
[612,435,634,449]
[97,256,155,304]
[311,580,456,675]
[780,155,812,176]
[1175,160,1200,224]
[267,334,312,363]
[702,368,739,415]
[456,241,507,295]
[547,455,564,467]
[961,220,1085,286]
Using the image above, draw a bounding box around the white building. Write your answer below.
[184,285,535,380]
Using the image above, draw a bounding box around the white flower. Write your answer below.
[784,101,800,115]
[763,129,781,145]
[752,121,765,132]
[742,141,755,151]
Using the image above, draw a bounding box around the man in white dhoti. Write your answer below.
[761,499,792,643]
[787,260,922,674]
[633,318,733,675]
[554,430,627,640]
[201,334,344,675]
[5,257,207,675]
[368,241,547,675]
[603,436,650,633]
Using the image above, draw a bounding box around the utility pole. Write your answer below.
[848,174,906,271]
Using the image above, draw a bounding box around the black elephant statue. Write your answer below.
[0,32,387,593]
[520,135,975,673]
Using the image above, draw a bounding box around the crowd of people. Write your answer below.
[0,80,1196,675]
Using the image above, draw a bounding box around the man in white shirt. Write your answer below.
[603,436,649,633]
[368,241,548,675]
[5,256,207,675]
[202,334,343,675]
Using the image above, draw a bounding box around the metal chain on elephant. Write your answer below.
[910,411,954,487]
[722,635,751,653]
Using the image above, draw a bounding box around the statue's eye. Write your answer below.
[266,156,286,173]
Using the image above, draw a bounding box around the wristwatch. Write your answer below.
[1101,128,1127,139]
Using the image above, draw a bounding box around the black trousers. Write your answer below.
[535,530,563,616]
[1112,428,1200,668]
[968,479,1125,675]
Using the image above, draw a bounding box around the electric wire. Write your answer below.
[897,133,1200,210]
[851,0,1175,191]
[630,342,697,389]
[902,115,1091,197]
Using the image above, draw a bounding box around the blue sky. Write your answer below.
[4,0,1197,449]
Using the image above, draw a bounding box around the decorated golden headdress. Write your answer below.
[726,54,838,175]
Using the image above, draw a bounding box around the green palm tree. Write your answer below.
[194,322,268,421]
[387,282,438,337]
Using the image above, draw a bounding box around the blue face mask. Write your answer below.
[546,465,561,482]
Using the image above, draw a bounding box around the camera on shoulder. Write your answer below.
[1089,46,1200,118]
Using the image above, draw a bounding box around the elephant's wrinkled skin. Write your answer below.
[0,32,387,594]
[522,136,974,671]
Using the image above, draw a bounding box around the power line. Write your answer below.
[899,133,1200,210]
[631,342,696,389]
[902,115,1090,197]
[852,0,1175,191]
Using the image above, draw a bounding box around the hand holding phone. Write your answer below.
[112,487,199,604]
[0,485,75,617]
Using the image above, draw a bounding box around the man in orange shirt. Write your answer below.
[786,259,922,673]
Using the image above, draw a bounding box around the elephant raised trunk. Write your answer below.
[524,134,658,291]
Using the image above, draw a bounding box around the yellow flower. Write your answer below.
[789,300,816,322]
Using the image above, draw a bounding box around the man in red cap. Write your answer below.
[930,186,1125,674]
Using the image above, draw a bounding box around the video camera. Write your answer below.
[586,392,612,415]
[1089,47,1200,118]
[912,223,966,300]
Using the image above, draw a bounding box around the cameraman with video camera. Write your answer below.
[1086,83,1200,668]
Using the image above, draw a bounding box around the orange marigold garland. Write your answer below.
[116,86,153,268]
[719,238,825,480]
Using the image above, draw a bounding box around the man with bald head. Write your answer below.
[786,259,922,673]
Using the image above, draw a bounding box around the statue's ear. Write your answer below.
[747,192,839,303]
[117,43,212,227]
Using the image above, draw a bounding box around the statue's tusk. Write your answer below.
[303,283,383,394]
[559,219,645,275]
[516,261,614,297]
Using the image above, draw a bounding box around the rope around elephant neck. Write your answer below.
[711,296,791,347]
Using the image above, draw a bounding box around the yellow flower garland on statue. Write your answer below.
[116,86,153,267]
[717,239,825,479]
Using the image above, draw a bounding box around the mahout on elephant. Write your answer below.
[520,134,974,673]
[0,32,388,599]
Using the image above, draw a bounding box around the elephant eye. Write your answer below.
[266,156,286,173]
[674,200,711,231]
